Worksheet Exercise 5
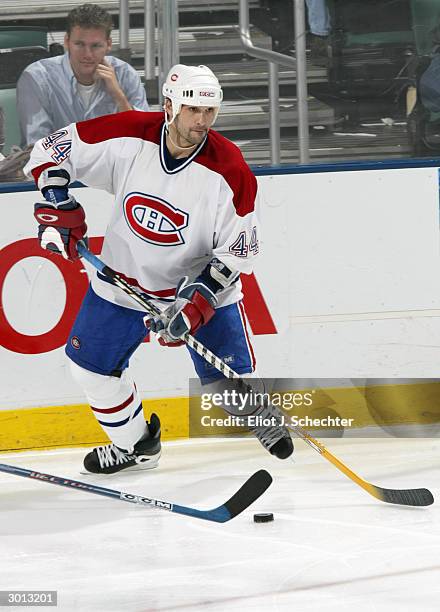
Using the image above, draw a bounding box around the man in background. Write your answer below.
[17,3,149,146]
[306,0,331,60]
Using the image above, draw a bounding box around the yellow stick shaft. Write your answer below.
[289,425,382,501]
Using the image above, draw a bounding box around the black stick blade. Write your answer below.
[374,486,434,507]
[223,469,273,519]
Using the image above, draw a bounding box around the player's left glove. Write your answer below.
[33,168,87,261]
[147,277,217,347]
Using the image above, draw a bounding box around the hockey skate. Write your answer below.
[246,398,293,460]
[82,413,161,475]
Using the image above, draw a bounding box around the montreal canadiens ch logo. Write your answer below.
[123,192,189,246]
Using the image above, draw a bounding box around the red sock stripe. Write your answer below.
[91,392,134,414]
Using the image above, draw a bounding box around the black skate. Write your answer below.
[82,413,161,474]
[247,399,293,459]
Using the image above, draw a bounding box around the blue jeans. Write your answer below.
[306,0,330,36]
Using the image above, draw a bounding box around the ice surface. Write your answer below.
[1,437,439,611]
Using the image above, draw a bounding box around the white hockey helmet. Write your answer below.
[162,64,223,127]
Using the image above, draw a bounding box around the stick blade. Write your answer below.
[374,486,434,507]
[222,469,273,520]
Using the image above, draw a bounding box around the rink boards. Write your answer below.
[1,161,440,450]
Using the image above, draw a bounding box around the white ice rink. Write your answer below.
[1,436,439,612]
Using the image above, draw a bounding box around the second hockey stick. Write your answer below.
[77,242,241,379]
[77,244,434,507]
[0,463,272,523]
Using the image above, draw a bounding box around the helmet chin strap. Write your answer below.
[165,126,198,152]
[165,111,201,153]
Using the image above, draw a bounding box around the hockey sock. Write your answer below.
[69,362,147,452]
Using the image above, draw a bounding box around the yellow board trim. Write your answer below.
[0,397,189,453]
[1,381,440,452]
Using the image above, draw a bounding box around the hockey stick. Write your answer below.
[77,242,240,378]
[0,463,272,523]
[77,244,434,507]
[287,427,434,506]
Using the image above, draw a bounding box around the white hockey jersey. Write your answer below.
[24,111,260,310]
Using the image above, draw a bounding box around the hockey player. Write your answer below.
[25,64,293,474]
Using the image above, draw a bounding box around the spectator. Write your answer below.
[17,3,149,146]
[306,0,330,60]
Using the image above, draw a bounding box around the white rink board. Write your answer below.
[1,165,440,410]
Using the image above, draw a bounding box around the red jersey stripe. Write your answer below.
[195,130,257,217]
[76,111,163,146]
[31,162,57,185]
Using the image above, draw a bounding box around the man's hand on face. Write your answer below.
[95,59,121,96]
[95,59,132,111]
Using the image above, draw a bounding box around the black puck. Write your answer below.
[253,512,274,523]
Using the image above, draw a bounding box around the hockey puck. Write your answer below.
[253,512,274,523]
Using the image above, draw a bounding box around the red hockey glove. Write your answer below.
[34,196,87,261]
[146,277,217,347]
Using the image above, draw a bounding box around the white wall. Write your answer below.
[1,165,440,410]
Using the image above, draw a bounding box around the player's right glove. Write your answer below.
[146,257,239,347]
[146,276,217,347]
